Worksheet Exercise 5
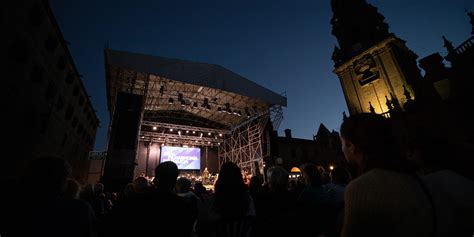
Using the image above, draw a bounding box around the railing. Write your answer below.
[455,36,474,55]
[380,111,391,118]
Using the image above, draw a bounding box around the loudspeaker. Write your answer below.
[111,92,143,149]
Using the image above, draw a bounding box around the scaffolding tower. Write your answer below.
[219,105,282,176]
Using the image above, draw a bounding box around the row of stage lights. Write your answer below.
[167,93,254,118]
[151,126,224,138]
[140,135,221,147]
[139,126,223,146]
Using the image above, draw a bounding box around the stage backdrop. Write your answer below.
[160,146,201,170]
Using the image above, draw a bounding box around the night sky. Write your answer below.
[49,0,473,151]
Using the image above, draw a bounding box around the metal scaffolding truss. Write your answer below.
[219,111,270,176]
[140,131,223,147]
[269,104,284,130]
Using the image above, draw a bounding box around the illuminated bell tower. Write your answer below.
[331,0,420,115]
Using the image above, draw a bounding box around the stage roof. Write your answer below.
[105,49,286,129]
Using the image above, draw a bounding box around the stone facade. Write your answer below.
[3,0,99,182]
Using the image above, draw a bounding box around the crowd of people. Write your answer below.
[1,113,473,237]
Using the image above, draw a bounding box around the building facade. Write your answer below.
[330,0,474,179]
[331,0,419,116]
[3,0,99,182]
[269,126,346,173]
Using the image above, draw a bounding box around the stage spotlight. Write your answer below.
[193,131,196,134]
[219,133,222,137]
[208,132,211,136]
[200,133,203,137]
[217,142,220,145]
[202,98,209,108]
[186,130,189,133]
[178,130,182,136]
[225,103,231,114]
[141,136,145,139]
[159,85,164,94]
[152,126,157,130]
[245,107,251,118]
[169,128,173,132]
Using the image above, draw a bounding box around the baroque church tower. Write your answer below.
[331,0,420,115]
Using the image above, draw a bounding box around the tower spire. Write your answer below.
[368,101,375,114]
[442,36,455,54]
[385,95,393,110]
[331,0,390,65]
[403,85,412,101]
[390,93,401,111]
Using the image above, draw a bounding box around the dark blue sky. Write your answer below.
[50,0,473,151]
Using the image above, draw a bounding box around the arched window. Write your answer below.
[56,95,64,111]
[73,85,79,96]
[78,95,85,106]
[57,55,67,70]
[71,117,78,128]
[65,71,74,84]
[45,82,58,101]
[30,64,44,83]
[65,104,73,120]
[44,34,58,53]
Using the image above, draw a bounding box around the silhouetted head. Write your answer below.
[154,161,179,190]
[340,113,412,173]
[194,182,207,195]
[331,167,351,185]
[94,183,104,194]
[266,166,289,192]
[123,183,135,197]
[215,162,246,194]
[176,177,192,194]
[405,129,453,173]
[249,175,263,192]
[23,156,72,197]
[214,162,250,218]
[64,178,81,199]
[133,176,150,193]
[300,163,322,188]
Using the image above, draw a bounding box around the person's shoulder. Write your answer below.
[349,169,397,186]
[425,169,474,185]
[345,170,381,194]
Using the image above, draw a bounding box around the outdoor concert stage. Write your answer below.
[102,49,286,190]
